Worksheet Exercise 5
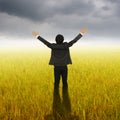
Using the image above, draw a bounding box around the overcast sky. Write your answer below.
[0,0,120,47]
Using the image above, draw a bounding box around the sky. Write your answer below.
[0,0,120,47]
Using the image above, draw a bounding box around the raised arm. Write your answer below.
[32,32,52,48]
[68,28,87,47]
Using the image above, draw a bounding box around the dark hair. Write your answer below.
[55,34,64,44]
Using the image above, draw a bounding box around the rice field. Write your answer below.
[0,45,120,120]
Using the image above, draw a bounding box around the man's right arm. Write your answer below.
[68,33,83,47]
[68,28,87,47]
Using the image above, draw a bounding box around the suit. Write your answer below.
[37,33,82,66]
[37,33,82,88]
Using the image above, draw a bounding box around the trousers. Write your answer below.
[54,66,68,89]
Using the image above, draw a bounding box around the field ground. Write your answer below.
[0,45,120,120]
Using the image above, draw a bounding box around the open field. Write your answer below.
[0,45,120,120]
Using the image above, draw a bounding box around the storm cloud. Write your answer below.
[0,0,120,42]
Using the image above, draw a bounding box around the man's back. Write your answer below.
[49,42,72,66]
[37,33,83,66]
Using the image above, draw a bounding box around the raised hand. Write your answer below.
[80,28,87,34]
[32,31,39,37]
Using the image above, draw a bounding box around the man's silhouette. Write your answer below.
[32,29,87,89]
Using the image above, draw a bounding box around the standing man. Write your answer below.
[32,29,87,89]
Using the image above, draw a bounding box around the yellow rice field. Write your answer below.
[0,45,120,120]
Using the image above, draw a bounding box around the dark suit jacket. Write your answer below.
[37,34,82,66]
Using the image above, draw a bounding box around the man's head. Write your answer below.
[55,34,64,44]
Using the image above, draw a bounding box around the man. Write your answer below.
[32,28,87,89]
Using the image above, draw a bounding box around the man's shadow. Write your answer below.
[44,87,80,120]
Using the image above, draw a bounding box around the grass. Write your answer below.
[0,45,120,120]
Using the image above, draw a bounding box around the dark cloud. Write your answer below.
[0,0,53,21]
[0,0,120,42]
[0,0,118,21]
[0,0,95,21]
[54,1,94,16]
